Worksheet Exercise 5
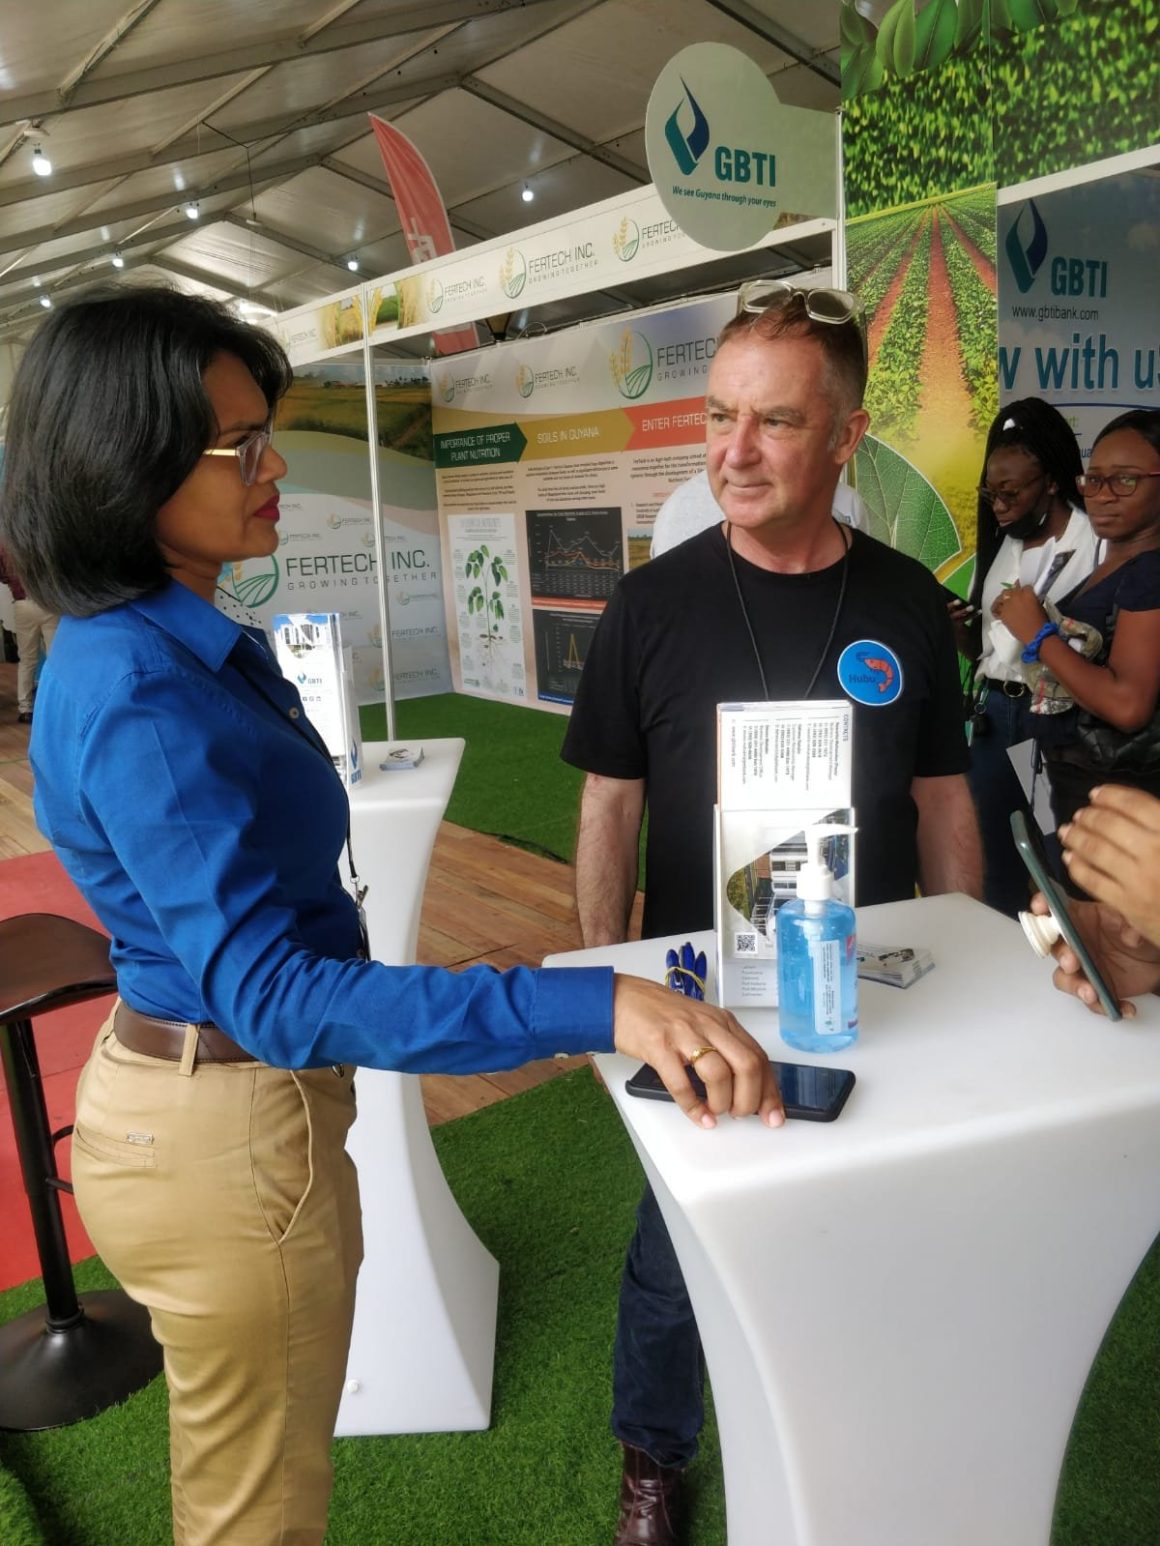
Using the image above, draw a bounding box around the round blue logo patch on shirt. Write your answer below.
[837,640,903,706]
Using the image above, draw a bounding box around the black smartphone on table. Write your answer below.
[626,1059,856,1122]
[1010,809,1122,1020]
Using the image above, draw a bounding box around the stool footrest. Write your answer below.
[0,1289,163,1431]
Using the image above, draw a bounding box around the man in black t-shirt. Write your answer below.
[561,285,981,1546]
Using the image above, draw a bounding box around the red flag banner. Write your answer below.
[369,113,481,355]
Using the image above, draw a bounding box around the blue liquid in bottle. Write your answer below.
[776,897,859,1054]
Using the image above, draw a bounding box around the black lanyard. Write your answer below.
[723,519,851,700]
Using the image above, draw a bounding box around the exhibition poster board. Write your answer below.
[841,0,1160,596]
[997,167,1160,454]
[220,360,450,704]
[431,292,733,710]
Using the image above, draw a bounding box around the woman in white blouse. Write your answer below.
[949,398,1096,916]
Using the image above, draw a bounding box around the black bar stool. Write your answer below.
[0,912,163,1430]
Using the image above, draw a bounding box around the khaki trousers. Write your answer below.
[12,596,58,712]
[71,1015,362,1546]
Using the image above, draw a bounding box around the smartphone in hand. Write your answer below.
[941,584,975,616]
[1010,809,1122,1020]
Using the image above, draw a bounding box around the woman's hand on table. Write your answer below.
[1029,893,1160,1017]
[1059,786,1160,950]
[990,582,1047,644]
[611,974,785,1129]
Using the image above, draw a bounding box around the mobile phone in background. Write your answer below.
[940,584,975,615]
[625,1059,856,1122]
[1010,809,1122,1021]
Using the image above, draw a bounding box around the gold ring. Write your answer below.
[687,1045,715,1067]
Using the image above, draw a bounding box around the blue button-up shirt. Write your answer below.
[31,581,613,1071]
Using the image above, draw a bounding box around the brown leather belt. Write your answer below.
[113,1003,255,1063]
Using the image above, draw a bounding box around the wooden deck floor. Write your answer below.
[0,657,641,1125]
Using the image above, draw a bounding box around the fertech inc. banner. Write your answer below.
[431,294,732,711]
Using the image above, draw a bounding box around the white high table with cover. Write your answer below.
[546,893,1160,1546]
[334,737,500,1437]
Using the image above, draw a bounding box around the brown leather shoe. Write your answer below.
[613,1443,682,1546]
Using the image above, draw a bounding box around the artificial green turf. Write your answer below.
[0,1072,722,1546]
[362,693,586,864]
[1052,1238,1160,1545]
[0,1460,44,1546]
[4,1070,1159,1544]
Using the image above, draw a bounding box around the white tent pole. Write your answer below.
[362,313,396,741]
[834,108,848,289]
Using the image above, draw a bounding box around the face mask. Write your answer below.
[1003,504,1052,541]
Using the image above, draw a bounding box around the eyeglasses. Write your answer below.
[976,474,1046,509]
[1076,470,1160,499]
[201,425,273,486]
[737,279,864,326]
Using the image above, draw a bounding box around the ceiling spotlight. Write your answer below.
[39,294,52,309]
[111,251,125,269]
[183,200,200,220]
[31,145,52,177]
[346,256,360,272]
[521,183,534,203]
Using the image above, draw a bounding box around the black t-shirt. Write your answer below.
[561,526,969,938]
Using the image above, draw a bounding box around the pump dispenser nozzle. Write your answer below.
[796,822,857,905]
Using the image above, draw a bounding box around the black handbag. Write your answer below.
[1072,593,1160,773]
[1074,705,1160,774]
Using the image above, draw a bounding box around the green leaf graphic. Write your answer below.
[875,0,906,69]
[840,0,874,49]
[914,0,958,69]
[954,0,986,49]
[845,42,886,96]
[854,435,962,571]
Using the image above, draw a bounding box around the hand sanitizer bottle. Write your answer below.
[776,824,858,1054]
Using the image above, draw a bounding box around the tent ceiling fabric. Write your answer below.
[0,0,840,348]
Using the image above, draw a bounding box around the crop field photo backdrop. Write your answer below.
[848,184,997,593]
[841,0,1158,599]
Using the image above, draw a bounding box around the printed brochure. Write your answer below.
[715,700,854,1009]
[272,612,364,788]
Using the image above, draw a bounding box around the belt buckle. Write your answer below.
[1003,679,1026,699]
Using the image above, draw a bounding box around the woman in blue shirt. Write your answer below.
[0,286,781,1546]
[992,408,1160,873]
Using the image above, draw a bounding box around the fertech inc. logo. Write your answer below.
[437,371,455,405]
[218,556,279,608]
[426,275,444,314]
[609,330,654,401]
[1005,200,1049,294]
[664,80,710,176]
[499,246,527,300]
[516,363,535,399]
[612,217,640,262]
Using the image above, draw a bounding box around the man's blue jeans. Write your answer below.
[611,1183,705,1468]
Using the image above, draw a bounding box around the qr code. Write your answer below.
[734,932,758,954]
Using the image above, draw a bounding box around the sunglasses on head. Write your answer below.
[737,279,864,326]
